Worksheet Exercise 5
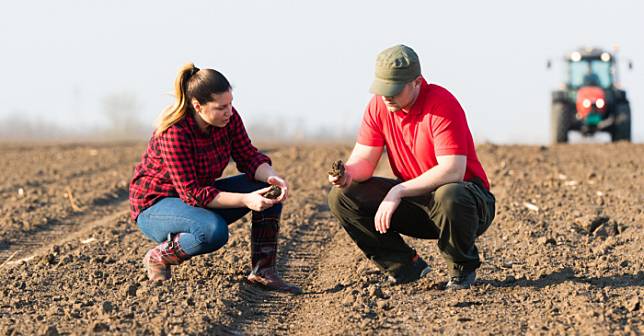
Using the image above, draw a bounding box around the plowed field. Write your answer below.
[0,142,641,335]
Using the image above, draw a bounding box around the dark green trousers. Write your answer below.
[328,177,495,277]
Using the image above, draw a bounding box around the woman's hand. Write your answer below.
[242,187,279,211]
[267,175,289,202]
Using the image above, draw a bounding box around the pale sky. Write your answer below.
[1,0,642,143]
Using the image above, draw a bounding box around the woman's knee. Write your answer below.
[197,219,229,251]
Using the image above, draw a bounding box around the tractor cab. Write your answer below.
[549,47,631,143]
[565,48,615,90]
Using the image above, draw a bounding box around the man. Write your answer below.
[327,45,495,289]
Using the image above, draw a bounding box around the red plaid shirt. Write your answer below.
[129,108,271,221]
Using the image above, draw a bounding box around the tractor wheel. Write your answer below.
[612,103,631,142]
[550,102,572,144]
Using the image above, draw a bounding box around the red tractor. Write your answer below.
[549,47,632,143]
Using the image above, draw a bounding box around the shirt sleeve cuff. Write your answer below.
[246,155,272,179]
[435,146,467,156]
[357,137,385,147]
[196,186,220,208]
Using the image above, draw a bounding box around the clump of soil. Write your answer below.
[263,185,282,199]
[328,160,345,178]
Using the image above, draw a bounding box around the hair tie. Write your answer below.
[189,66,200,78]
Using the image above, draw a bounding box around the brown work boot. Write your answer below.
[247,213,301,294]
[143,233,191,281]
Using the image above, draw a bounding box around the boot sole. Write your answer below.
[246,275,302,294]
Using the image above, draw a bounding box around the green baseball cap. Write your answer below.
[369,44,421,97]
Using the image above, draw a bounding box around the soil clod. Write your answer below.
[263,185,282,199]
[328,160,345,178]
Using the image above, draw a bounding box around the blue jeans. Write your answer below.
[136,174,282,256]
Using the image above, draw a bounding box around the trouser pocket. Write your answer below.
[465,178,496,236]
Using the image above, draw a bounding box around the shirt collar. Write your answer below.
[186,112,211,137]
[395,77,428,118]
[406,77,429,116]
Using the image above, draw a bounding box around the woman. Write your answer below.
[129,63,300,293]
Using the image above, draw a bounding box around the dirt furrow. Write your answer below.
[0,201,129,268]
[213,145,345,335]
[0,143,143,255]
[0,144,139,196]
[0,143,641,335]
[216,208,335,335]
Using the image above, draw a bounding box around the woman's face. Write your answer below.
[193,90,233,129]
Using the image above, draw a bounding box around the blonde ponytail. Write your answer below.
[155,63,198,136]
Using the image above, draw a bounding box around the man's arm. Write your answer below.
[329,143,383,187]
[394,155,466,197]
[346,143,383,182]
[374,154,466,234]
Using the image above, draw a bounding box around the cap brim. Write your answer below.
[369,79,406,97]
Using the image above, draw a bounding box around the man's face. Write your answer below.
[381,78,421,112]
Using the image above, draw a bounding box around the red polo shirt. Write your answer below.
[357,78,490,190]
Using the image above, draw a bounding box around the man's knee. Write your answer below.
[328,186,355,218]
[434,182,474,216]
[327,187,342,214]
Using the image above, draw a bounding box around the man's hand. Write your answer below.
[328,144,382,188]
[329,171,353,188]
[374,186,403,234]
[267,175,289,202]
